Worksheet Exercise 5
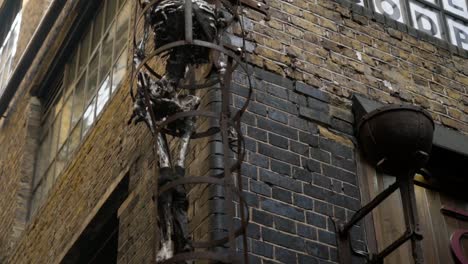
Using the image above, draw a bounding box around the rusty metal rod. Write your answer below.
[340,181,399,234]
[399,173,424,264]
[370,230,414,263]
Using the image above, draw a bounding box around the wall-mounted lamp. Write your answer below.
[334,105,434,264]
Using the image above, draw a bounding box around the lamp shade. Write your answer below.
[357,105,434,176]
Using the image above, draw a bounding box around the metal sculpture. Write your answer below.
[334,105,434,264]
[130,0,269,263]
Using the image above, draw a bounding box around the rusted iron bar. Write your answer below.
[340,181,399,235]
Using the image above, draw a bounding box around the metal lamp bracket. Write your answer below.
[333,153,428,264]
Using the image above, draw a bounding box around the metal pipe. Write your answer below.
[185,0,193,43]
[0,0,68,117]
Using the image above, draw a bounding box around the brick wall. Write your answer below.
[230,67,362,264]
[0,0,467,263]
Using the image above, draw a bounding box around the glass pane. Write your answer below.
[4,57,12,81]
[100,26,114,80]
[447,18,468,51]
[0,64,8,87]
[0,43,8,63]
[105,0,118,30]
[114,1,130,56]
[30,187,39,218]
[442,0,468,18]
[96,75,111,115]
[41,107,54,138]
[33,135,50,189]
[92,7,105,49]
[30,182,43,217]
[37,181,45,205]
[373,0,405,23]
[72,73,86,127]
[78,26,92,74]
[86,51,100,103]
[69,120,82,154]
[44,163,55,197]
[55,141,69,180]
[0,72,4,92]
[50,112,61,159]
[59,95,73,147]
[410,2,443,39]
[111,50,127,93]
[69,50,78,84]
[54,90,64,117]
[83,97,96,136]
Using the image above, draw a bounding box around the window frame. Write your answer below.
[0,2,22,97]
[28,0,132,220]
[347,0,468,51]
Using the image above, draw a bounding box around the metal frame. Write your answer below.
[334,172,424,264]
[130,0,269,263]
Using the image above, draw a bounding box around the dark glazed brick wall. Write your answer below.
[231,67,363,264]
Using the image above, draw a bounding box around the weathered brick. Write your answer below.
[270,160,292,176]
[299,131,319,147]
[299,106,332,125]
[262,227,305,251]
[319,137,354,159]
[258,117,298,140]
[318,230,337,246]
[297,223,317,240]
[310,148,331,163]
[249,152,270,169]
[275,246,297,263]
[305,240,330,260]
[322,164,357,185]
[251,180,272,197]
[268,108,289,124]
[292,167,313,182]
[247,126,268,142]
[290,141,309,156]
[272,187,292,203]
[260,168,302,193]
[306,211,327,229]
[252,209,274,227]
[261,199,305,221]
[298,254,319,264]
[258,143,301,166]
[268,133,289,149]
[273,215,296,234]
[251,240,274,258]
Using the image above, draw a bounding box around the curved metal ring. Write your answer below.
[157,175,250,249]
[132,40,245,91]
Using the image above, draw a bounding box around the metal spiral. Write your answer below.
[130,0,254,262]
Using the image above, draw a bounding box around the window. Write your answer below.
[29,0,131,219]
[0,1,22,97]
[348,0,468,51]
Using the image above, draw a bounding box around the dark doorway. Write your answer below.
[61,176,129,264]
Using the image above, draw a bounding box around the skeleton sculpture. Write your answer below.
[130,0,228,261]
